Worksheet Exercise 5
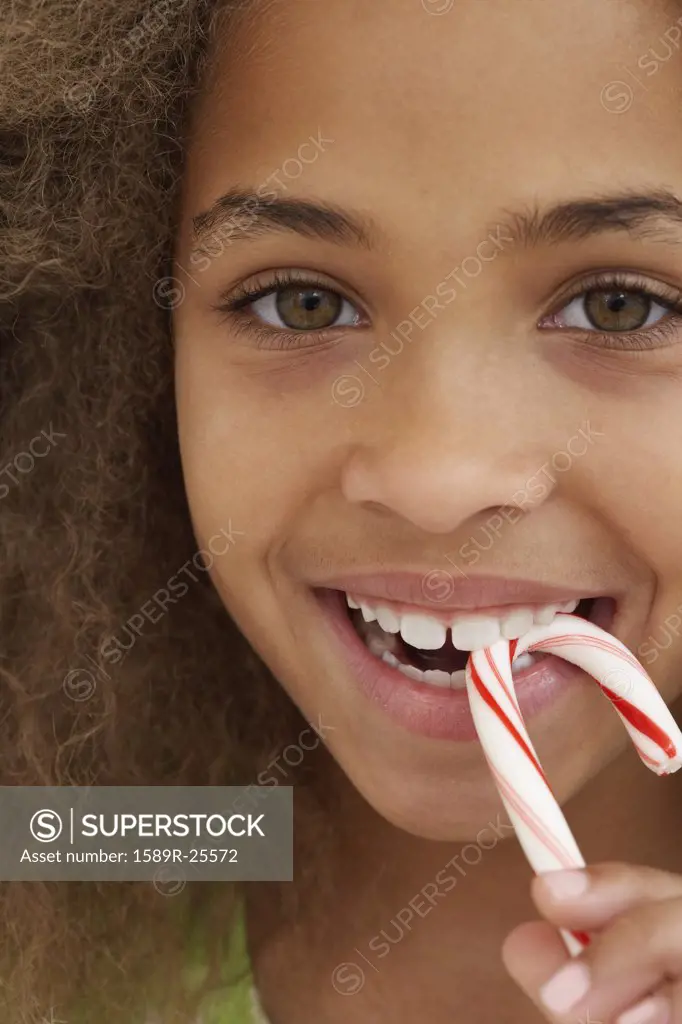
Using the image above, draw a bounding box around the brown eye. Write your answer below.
[260,286,344,330]
[549,286,672,335]
[541,277,682,349]
[583,289,652,332]
[230,275,364,341]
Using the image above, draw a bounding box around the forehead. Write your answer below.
[183,0,682,237]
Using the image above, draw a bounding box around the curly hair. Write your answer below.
[0,1,315,1020]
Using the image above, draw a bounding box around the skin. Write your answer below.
[173,0,682,1019]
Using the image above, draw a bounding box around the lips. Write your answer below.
[310,571,604,614]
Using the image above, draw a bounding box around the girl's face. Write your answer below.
[174,0,682,839]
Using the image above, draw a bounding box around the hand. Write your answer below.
[502,862,682,1024]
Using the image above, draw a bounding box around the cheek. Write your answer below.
[638,623,682,706]
[577,392,682,573]
[175,345,313,531]
[173,338,346,647]
[583,402,682,698]
[173,314,366,548]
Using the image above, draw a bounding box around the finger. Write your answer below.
[604,980,674,1024]
[613,991,671,1024]
[531,862,682,933]
[502,920,572,1020]
[507,897,682,1023]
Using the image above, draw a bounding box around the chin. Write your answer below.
[285,665,629,845]
[366,786,512,843]
[335,737,618,843]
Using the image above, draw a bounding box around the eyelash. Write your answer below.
[212,269,682,352]
[212,270,365,351]
[540,271,682,351]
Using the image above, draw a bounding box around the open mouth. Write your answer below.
[344,594,615,691]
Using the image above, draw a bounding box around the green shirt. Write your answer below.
[71,902,264,1024]
[184,902,265,1023]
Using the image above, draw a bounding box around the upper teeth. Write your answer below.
[346,594,579,651]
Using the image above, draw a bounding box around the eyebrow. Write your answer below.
[503,189,682,248]
[191,188,378,257]
[190,187,682,258]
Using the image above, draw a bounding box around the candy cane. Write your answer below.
[465,613,682,955]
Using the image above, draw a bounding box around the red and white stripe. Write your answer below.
[465,613,682,955]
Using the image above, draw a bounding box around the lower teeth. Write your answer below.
[382,650,467,689]
[365,629,537,690]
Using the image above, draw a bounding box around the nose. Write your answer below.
[341,369,560,536]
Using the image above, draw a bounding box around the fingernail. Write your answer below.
[541,869,590,900]
[617,995,671,1024]
[539,961,591,1014]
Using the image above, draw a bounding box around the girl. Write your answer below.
[3,0,682,1021]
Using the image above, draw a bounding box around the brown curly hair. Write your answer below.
[0,1,315,1020]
